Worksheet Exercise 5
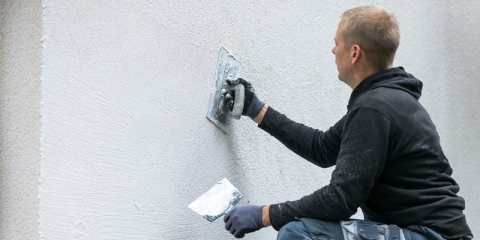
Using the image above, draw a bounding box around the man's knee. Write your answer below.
[277,219,343,240]
[277,221,311,240]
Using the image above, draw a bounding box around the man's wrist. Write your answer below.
[253,104,269,125]
[262,205,271,227]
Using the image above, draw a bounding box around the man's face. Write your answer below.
[332,21,353,84]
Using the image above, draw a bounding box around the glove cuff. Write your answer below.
[245,94,265,119]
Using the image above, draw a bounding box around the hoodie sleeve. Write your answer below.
[267,107,391,231]
[258,107,344,168]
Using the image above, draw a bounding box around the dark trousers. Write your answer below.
[277,218,445,240]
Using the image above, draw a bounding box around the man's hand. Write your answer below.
[224,205,265,238]
[223,78,265,120]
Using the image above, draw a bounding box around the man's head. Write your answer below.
[333,5,400,88]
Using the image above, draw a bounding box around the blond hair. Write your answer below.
[341,5,400,70]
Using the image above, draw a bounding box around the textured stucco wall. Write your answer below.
[0,0,42,239]
[0,0,472,239]
[394,2,480,236]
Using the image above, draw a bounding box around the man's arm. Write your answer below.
[257,106,344,168]
[226,79,342,168]
[262,205,271,227]
[265,107,391,230]
[253,104,268,125]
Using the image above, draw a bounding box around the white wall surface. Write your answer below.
[0,0,42,239]
[1,0,478,239]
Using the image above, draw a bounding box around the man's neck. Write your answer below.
[349,65,389,90]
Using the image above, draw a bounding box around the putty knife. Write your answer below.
[206,47,245,132]
[188,178,243,222]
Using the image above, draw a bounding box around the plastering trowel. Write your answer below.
[206,47,245,132]
[188,178,243,222]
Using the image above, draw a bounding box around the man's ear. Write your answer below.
[351,45,361,64]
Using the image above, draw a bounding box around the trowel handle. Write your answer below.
[231,84,245,119]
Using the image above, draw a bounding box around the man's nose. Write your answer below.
[332,46,336,55]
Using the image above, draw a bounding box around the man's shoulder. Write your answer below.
[350,86,420,118]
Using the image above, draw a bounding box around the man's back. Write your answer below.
[349,67,470,238]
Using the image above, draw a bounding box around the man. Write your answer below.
[222,5,472,240]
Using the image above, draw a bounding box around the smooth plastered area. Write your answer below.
[1,1,479,239]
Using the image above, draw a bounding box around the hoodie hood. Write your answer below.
[348,67,423,110]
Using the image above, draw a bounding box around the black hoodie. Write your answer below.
[259,67,471,239]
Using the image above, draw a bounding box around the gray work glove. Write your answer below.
[224,205,265,238]
[224,78,265,119]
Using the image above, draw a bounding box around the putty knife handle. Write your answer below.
[231,84,245,119]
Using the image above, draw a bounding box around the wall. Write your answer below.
[0,0,42,239]
[0,0,478,239]
[398,2,480,236]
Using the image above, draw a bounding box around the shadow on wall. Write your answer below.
[0,0,42,239]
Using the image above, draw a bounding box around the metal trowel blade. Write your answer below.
[188,178,243,222]
[206,47,243,132]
